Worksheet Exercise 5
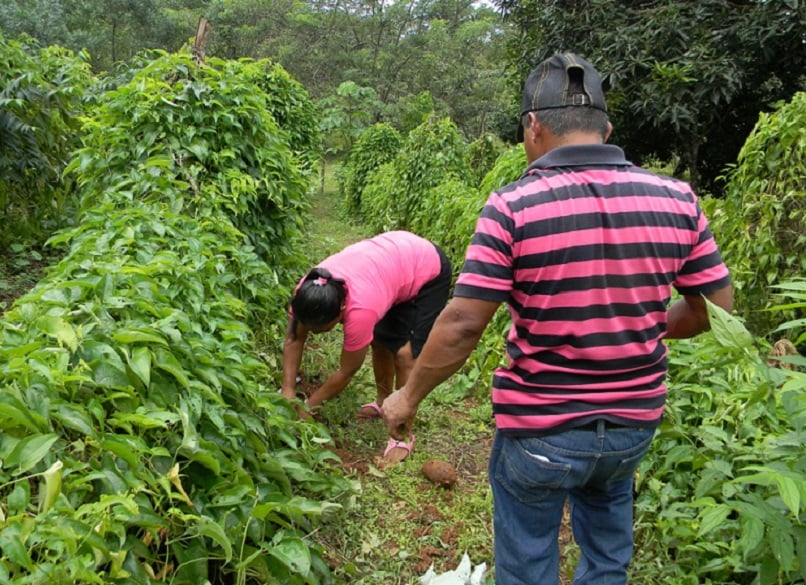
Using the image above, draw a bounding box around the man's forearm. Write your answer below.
[666,285,733,339]
[403,300,493,406]
[666,297,709,339]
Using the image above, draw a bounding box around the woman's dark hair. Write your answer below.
[290,267,347,329]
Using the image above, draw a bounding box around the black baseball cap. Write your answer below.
[516,52,607,142]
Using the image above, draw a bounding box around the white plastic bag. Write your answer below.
[419,552,487,585]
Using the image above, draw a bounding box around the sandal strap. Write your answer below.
[383,434,415,458]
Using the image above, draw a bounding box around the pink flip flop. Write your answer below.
[357,401,384,419]
[382,434,415,459]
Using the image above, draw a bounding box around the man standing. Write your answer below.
[381,52,733,584]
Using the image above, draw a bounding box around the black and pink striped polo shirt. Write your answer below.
[455,144,731,436]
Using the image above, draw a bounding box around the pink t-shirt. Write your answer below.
[311,231,441,351]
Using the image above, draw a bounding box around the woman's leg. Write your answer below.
[393,341,415,388]
[370,340,395,405]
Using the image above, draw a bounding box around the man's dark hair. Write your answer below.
[533,107,610,139]
[290,267,346,329]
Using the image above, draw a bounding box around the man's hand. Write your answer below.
[382,388,418,440]
[381,297,499,440]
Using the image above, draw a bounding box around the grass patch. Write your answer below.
[309,362,496,584]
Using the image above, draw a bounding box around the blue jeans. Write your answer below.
[489,421,655,585]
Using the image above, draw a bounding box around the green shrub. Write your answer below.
[231,59,323,177]
[0,51,354,584]
[479,145,527,196]
[632,301,805,584]
[360,116,472,233]
[0,33,95,248]
[467,133,507,188]
[0,193,355,584]
[710,92,806,338]
[409,179,483,274]
[68,51,314,278]
[338,123,402,216]
[359,161,400,232]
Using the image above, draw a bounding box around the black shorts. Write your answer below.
[372,245,451,358]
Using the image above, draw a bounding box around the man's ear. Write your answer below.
[524,112,538,142]
[604,121,613,143]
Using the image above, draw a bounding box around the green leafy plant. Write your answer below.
[632,299,805,585]
[231,58,323,177]
[467,133,507,188]
[478,145,527,197]
[360,116,473,232]
[0,50,354,584]
[337,123,402,217]
[769,279,806,350]
[709,91,806,337]
[317,81,383,158]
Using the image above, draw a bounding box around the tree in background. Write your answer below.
[317,81,383,157]
[193,0,513,141]
[498,0,806,194]
[0,0,514,146]
[205,0,297,59]
[385,91,445,135]
[0,0,185,70]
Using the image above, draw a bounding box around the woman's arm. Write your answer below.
[304,346,369,409]
[281,319,308,399]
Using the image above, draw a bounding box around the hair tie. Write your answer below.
[312,277,328,287]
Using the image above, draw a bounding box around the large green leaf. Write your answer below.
[268,535,312,578]
[706,299,755,353]
[35,315,78,352]
[3,433,59,474]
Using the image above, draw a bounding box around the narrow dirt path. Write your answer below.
[299,164,575,584]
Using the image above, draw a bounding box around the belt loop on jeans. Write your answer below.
[596,419,606,439]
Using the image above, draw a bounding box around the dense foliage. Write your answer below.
[0,33,94,247]
[0,0,186,70]
[69,51,314,271]
[235,59,323,176]
[635,301,805,584]
[360,116,474,233]
[0,0,513,141]
[0,52,354,584]
[708,91,806,339]
[1,4,805,582]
